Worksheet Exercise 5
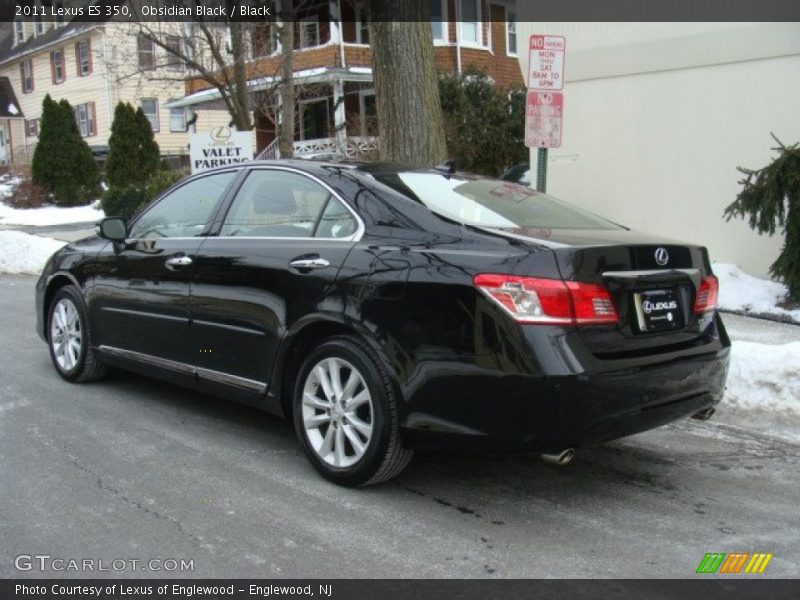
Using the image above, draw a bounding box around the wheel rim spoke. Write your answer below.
[302,392,329,412]
[319,425,335,458]
[327,358,343,399]
[342,423,367,456]
[304,412,331,429]
[314,365,335,402]
[301,356,373,468]
[334,425,346,466]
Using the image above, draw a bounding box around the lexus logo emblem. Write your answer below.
[655,247,669,266]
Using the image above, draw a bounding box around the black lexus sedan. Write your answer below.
[35,160,730,486]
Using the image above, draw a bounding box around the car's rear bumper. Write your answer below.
[399,341,730,452]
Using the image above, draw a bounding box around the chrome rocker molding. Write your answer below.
[96,345,267,394]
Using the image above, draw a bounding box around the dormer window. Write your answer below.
[14,21,26,45]
[34,16,45,36]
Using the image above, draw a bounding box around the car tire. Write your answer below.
[47,285,107,383]
[293,335,412,486]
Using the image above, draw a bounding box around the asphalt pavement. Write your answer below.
[1,275,798,578]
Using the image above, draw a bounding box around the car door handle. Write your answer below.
[165,255,193,271]
[289,257,330,270]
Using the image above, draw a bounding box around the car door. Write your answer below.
[189,166,362,396]
[90,170,240,368]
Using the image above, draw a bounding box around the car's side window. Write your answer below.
[128,171,237,239]
[219,170,357,239]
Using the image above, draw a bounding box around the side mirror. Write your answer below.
[96,217,127,242]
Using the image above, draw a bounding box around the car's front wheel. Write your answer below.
[293,336,412,486]
[47,285,107,382]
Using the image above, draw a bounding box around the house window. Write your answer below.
[169,108,186,132]
[137,34,155,70]
[459,0,480,45]
[164,35,184,71]
[14,21,25,45]
[429,0,445,41]
[76,39,92,76]
[54,1,65,26]
[34,16,45,36]
[355,7,369,44]
[141,99,159,132]
[20,60,34,94]
[299,16,320,49]
[74,103,96,137]
[506,12,517,55]
[26,119,39,138]
[51,48,66,84]
[250,23,277,57]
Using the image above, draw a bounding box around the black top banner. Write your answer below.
[2,0,800,23]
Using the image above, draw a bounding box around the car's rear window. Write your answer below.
[374,172,622,230]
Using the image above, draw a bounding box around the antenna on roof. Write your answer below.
[434,160,456,176]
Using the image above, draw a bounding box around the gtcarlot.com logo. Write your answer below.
[696,552,773,574]
[14,554,194,572]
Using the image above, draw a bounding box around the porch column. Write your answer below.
[333,77,346,147]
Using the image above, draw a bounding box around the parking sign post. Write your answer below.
[536,148,548,193]
[526,34,566,193]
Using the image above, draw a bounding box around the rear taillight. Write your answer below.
[473,274,618,325]
[694,275,719,314]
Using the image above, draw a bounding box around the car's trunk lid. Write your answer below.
[498,227,717,358]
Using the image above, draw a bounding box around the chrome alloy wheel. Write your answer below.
[301,357,374,468]
[50,298,82,372]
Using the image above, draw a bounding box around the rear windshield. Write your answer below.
[373,172,622,230]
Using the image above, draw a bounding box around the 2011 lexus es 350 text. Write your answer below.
[35,160,730,486]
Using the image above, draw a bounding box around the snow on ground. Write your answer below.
[715,262,800,324]
[0,175,21,198]
[722,339,800,442]
[0,201,104,226]
[0,231,66,275]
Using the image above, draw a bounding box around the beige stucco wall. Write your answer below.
[515,21,800,277]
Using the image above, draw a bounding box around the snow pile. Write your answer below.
[0,175,22,199]
[714,262,800,324]
[0,202,104,226]
[0,231,66,275]
[722,340,800,440]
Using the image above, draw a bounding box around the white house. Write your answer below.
[515,21,800,277]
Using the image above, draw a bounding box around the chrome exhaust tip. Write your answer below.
[541,448,576,466]
[692,408,716,421]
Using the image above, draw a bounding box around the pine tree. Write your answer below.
[725,135,800,301]
[105,102,160,190]
[31,95,100,206]
[103,102,161,218]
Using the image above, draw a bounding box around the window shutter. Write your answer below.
[86,38,93,75]
[50,52,56,84]
[75,42,81,74]
[89,102,97,136]
[19,63,24,90]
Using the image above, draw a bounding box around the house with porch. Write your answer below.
[168,0,523,160]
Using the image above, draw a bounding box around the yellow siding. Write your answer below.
[0,23,230,161]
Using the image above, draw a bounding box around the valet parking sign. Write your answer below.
[525,35,566,148]
[190,126,254,173]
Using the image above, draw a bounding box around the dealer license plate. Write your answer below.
[633,289,684,333]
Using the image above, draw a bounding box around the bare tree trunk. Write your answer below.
[368,2,447,166]
[278,2,296,158]
[228,22,253,130]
